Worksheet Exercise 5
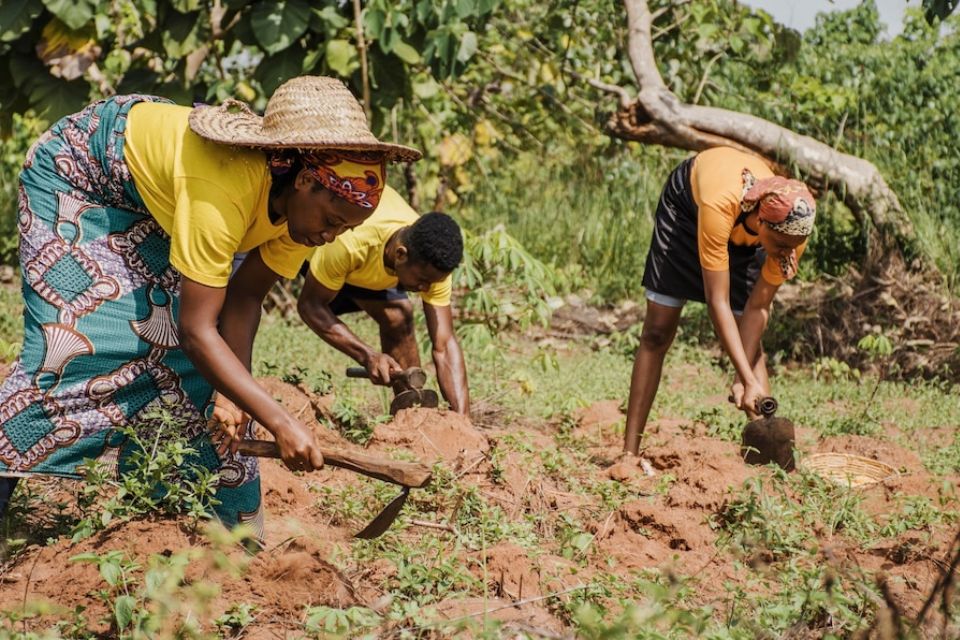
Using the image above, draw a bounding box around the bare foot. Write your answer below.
[606,452,656,482]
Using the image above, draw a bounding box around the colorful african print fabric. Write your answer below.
[0,96,263,537]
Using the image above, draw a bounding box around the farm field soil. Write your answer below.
[1,366,958,637]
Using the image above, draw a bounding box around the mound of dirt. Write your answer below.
[241,537,358,614]
[428,596,563,634]
[572,400,624,445]
[369,408,489,464]
[0,519,212,632]
[642,421,758,510]
[600,497,716,564]
[257,377,346,448]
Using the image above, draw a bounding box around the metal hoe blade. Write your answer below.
[388,389,440,415]
[354,487,410,539]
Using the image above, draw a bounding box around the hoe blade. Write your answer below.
[354,488,410,539]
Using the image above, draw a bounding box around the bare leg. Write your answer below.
[354,297,421,369]
[623,301,684,455]
[753,347,770,395]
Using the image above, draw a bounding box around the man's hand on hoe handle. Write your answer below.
[363,351,403,386]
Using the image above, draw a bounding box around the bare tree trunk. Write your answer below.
[352,0,371,121]
[600,0,919,263]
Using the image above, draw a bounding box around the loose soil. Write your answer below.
[0,383,957,637]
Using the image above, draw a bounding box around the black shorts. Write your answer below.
[328,283,409,316]
[640,157,763,313]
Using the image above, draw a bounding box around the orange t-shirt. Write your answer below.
[690,147,807,285]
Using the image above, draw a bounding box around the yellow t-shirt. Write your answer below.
[308,186,452,306]
[690,147,807,285]
[124,102,312,287]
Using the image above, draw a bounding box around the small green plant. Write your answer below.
[556,514,594,561]
[813,356,861,382]
[71,410,221,541]
[303,605,380,638]
[215,603,257,637]
[455,225,559,332]
[692,406,741,442]
[329,395,374,444]
[69,550,146,634]
[282,365,333,394]
[68,546,224,639]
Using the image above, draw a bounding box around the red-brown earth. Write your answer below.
[0,379,956,637]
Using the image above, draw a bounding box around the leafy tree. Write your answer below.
[0,0,499,130]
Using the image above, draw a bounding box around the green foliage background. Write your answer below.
[1,0,959,293]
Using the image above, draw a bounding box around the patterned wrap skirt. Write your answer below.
[641,157,763,313]
[0,95,263,536]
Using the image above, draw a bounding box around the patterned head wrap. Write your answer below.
[740,169,816,280]
[269,150,386,209]
[740,170,816,237]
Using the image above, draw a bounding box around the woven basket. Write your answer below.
[800,453,898,488]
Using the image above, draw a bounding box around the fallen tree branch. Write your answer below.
[602,0,923,265]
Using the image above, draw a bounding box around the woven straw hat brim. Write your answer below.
[188,100,422,163]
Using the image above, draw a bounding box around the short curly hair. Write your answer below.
[404,212,463,273]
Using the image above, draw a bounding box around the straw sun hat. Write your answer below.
[188,76,421,162]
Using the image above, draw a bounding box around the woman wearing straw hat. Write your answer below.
[621,146,816,459]
[0,76,419,536]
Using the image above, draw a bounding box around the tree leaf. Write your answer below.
[325,39,359,76]
[363,7,387,41]
[161,11,204,59]
[456,0,477,19]
[253,45,306,95]
[27,74,88,121]
[923,0,958,23]
[477,0,498,14]
[114,595,136,629]
[456,31,478,63]
[392,40,421,65]
[310,5,349,35]
[169,0,201,12]
[0,0,44,43]
[251,0,311,55]
[41,0,94,30]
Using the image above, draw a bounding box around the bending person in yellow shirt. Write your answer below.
[0,76,421,536]
[298,187,469,415]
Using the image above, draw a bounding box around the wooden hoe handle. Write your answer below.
[236,440,432,488]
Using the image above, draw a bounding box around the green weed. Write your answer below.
[71,413,221,542]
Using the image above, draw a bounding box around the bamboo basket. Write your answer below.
[800,453,899,488]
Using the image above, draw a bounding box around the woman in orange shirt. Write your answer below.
[623,147,816,456]
[0,77,419,536]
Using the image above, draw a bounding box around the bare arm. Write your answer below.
[702,269,764,413]
[424,302,469,414]
[179,256,324,470]
[297,272,400,384]
[220,249,275,371]
[738,276,779,371]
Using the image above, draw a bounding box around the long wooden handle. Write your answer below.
[345,366,427,388]
[236,440,432,488]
